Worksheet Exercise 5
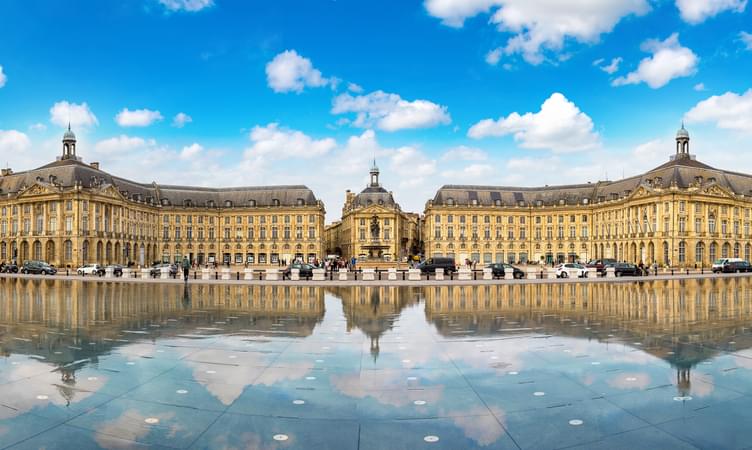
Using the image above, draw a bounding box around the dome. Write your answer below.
[353,186,397,208]
[63,126,76,141]
[676,124,689,139]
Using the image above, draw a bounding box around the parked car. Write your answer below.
[486,263,525,279]
[283,263,314,278]
[418,257,456,274]
[106,264,124,277]
[556,263,587,278]
[721,260,752,273]
[150,263,177,278]
[586,258,617,274]
[77,264,104,276]
[712,258,744,273]
[0,262,18,273]
[21,260,57,275]
[612,262,641,276]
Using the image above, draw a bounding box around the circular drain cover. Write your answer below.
[424,436,439,443]
[273,434,289,441]
[569,419,584,426]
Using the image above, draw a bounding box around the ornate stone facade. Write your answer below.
[324,161,420,262]
[423,126,752,268]
[0,129,325,268]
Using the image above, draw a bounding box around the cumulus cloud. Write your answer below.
[347,83,364,93]
[441,146,488,161]
[172,112,193,128]
[676,0,746,24]
[0,130,31,153]
[485,47,502,65]
[741,31,752,50]
[115,108,163,127]
[28,123,47,132]
[684,89,752,132]
[0,65,6,88]
[425,0,650,64]
[94,135,152,154]
[180,143,203,159]
[158,0,214,12]
[612,33,698,89]
[694,83,706,91]
[468,92,599,152]
[441,163,494,181]
[594,57,622,74]
[49,101,98,129]
[244,123,336,163]
[331,90,451,132]
[265,50,332,93]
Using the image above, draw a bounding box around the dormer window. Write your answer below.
[184,199,193,207]
[558,199,565,205]
[517,201,525,207]
[272,199,280,207]
[296,198,305,206]
[536,200,543,207]
[248,199,257,207]
[161,198,170,206]
[582,198,589,205]
[471,199,478,206]
[655,177,662,185]
[378,199,384,205]
[708,177,716,183]
[494,199,502,206]
[207,200,215,208]
[224,200,233,208]
[624,190,631,196]
[446,197,455,206]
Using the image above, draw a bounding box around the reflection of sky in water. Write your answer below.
[1,277,752,448]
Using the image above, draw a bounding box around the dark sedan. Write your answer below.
[612,262,642,277]
[20,261,57,275]
[722,260,752,273]
[486,263,525,279]
[283,263,314,278]
[106,265,124,277]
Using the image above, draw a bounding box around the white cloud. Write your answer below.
[94,135,152,154]
[594,57,622,74]
[741,31,752,50]
[347,83,364,93]
[0,65,6,88]
[468,92,599,152]
[28,123,47,132]
[49,101,98,129]
[612,33,698,89]
[172,112,193,128]
[694,82,706,91]
[684,89,752,132]
[180,143,203,160]
[331,90,451,132]
[0,130,31,153]
[158,0,214,12]
[425,0,650,64]
[265,50,332,93]
[441,163,494,180]
[485,47,502,65]
[115,108,163,127]
[244,123,336,163]
[676,0,746,24]
[441,146,488,161]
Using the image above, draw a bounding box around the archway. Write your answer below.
[45,241,55,263]
[96,241,103,263]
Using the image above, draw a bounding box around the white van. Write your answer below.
[712,258,743,273]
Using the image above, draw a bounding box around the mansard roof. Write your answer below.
[431,156,752,208]
[0,157,320,208]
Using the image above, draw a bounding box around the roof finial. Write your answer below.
[67,122,71,132]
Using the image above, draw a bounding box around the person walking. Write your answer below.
[182,256,191,283]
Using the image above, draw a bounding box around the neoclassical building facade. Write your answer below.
[0,128,326,268]
[423,127,752,268]
[324,162,421,262]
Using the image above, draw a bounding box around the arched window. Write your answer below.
[272,199,280,207]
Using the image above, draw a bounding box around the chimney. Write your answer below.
[90,162,100,170]
[1,168,12,176]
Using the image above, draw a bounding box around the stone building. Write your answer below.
[324,161,421,262]
[423,126,752,268]
[0,128,326,268]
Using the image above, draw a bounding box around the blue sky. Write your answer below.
[0,0,751,220]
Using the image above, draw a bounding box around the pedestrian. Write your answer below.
[182,256,190,282]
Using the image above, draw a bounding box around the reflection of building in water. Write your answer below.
[329,286,421,360]
[424,278,752,394]
[0,278,325,400]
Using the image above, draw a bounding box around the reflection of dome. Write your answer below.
[676,124,689,139]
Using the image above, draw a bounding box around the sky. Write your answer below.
[0,0,751,222]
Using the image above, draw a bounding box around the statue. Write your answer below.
[370,216,380,240]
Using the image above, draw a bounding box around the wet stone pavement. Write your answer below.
[2,277,752,449]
